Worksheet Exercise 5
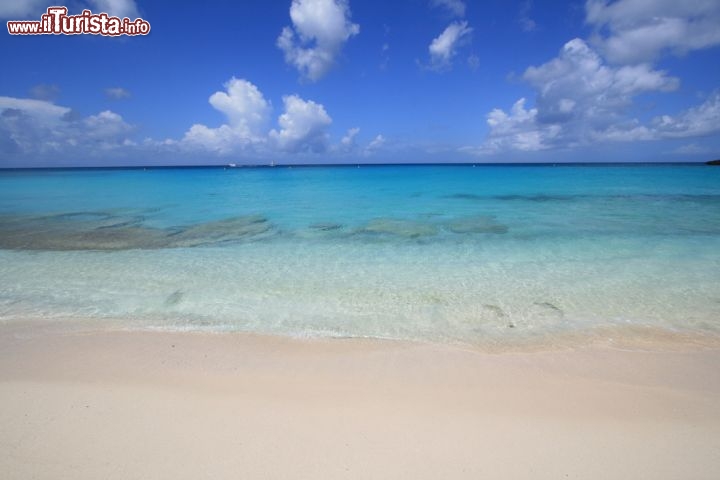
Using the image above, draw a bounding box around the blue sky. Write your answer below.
[1,0,719,166]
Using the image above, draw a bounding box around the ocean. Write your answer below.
[1,164,719,346]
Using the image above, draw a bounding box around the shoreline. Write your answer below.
[2,321,720,479]
[4,316,720,354]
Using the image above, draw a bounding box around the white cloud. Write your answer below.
[472,90,720,156]
[588,122,653,143]
[430,0,466,18]
[365,134,385,153]
[470,39,689,154]
[207,78,270,135]
[651,91,720,139]
[0,96,133,156]
[428,21,472,70]
[182,124,250,155]
[269,95,332,152]
[84,110,133,139]
[105,87,131,100]
[340,127,360,150]
[0,0,140,19]
[523,39,678,126]
[182,78,271,154]
[179,78,340,156]
[1,77,352,163]
[0,96,70,124]
[277,0,359,81]
[481,98,561,153]
[583,92,720,144]
[586,0,720,63]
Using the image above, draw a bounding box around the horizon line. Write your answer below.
[1,161,717,171]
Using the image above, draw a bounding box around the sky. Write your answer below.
[1,0,719,167]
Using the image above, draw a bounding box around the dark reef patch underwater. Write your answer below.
[0,213,275,250]
[0,211,510,251]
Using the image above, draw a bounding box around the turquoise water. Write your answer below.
[1,165,719,344]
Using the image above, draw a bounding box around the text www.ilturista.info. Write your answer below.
[7,6,150,36]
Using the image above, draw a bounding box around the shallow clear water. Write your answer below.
[1,165,719,344]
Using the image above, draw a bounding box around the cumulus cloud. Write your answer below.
[105,87,131,100]
[0,96,133,157]
[586,0,720,63]
[478,87,720,154]
[465,3,720,156]
[182,124,250,155]
[340,127,360,150]
[269,95,332,152]
[428,21,473,70]
[277,0,359,82]
[473,90,720,156]
[179,78,339,156]
[207,79,271,135]
[471,39,684,153]
[0,0,141,19]
[585,92,720,143]
[2,76,350,163]
[524,39,678,125]
[182,78,271,154]
[430,0,466,18]
[0,97,70,124]
[83,110,133,140]
[464,98,561,154]
[651,91,720,139]
[2,75,382,163]
[364,134,386,154]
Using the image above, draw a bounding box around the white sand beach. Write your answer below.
[1,322,719,479]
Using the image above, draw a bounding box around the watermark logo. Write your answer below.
[7,6,150,36]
